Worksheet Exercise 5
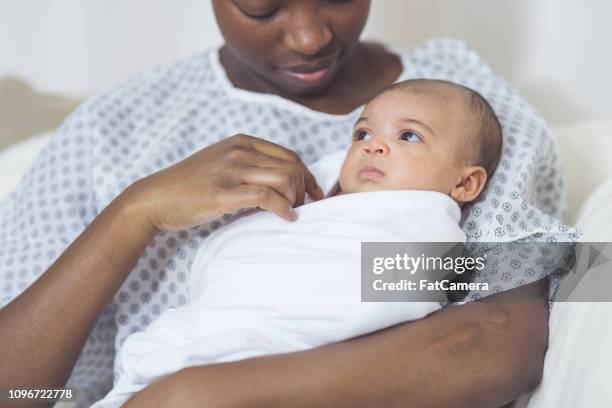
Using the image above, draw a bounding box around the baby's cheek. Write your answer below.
[337,170,350,193]
[337,161,351,187]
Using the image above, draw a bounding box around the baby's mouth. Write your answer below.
[358,165,385,180]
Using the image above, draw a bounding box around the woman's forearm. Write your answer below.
[129,279,549,408]
[0,184,155,392]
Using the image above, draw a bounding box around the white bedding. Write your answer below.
[0,131,50,201]
[518,179,612,408]
[93,186,465,407]
[522,300,612,408]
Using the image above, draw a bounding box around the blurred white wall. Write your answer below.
[0,0,221,96]
[0,0,610,125]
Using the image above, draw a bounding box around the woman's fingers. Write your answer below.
[236,133,299,162]
[240,166,300,207]
[241,164,309,207]
[134,133,324,232]
[304,168,324,200]
[225,185,297,222]
[234,135,324,201]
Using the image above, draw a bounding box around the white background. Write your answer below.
[1,0,610,125]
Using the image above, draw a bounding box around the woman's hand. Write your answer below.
[125,134,324,232]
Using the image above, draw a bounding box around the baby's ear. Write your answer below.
[449,166,488,205]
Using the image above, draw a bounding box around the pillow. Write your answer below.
[524,302,612,408]
[516,179,612,408]
[0,77,80,150]
[574,178,612,241]
[553,118,612,224]
[0,132,52,201]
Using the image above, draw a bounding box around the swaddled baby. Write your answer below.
[94,79,502,407]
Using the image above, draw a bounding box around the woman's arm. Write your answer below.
[126,279,549,408]
[0,191,155,395]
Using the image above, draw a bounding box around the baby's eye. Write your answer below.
[356,131,371,141]
[399,131,421,142]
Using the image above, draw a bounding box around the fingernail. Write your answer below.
[289,208,298,221]
[316,186,325,198]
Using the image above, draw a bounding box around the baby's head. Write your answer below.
[339,79,502,207]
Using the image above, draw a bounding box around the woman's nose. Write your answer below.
[283,6,332,56]
[363,138,390,156]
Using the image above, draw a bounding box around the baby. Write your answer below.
[94,79,502,407]
[337,79,501,199]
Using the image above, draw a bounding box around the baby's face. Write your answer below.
[339,89,471,195]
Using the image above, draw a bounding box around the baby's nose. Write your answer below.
[363,139,389,155]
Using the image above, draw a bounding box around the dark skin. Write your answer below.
[215,0,403,113]
[0,1,549,407]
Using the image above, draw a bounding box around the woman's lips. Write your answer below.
[279,56,338,87]
[283,68,331,84]
[281,67,332,87]
[359,166,385,180]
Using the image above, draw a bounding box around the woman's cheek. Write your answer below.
[324,0,371,43]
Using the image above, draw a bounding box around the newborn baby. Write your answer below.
[94,79,502,407]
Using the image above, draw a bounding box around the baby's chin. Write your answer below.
[338,182,396,195]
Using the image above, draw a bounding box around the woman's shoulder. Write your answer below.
[66,48,225,145]
[389,38,494,80]
[89,48,222,111]
[393,38,545,128]
[46,49,227,197]
[386,39,571,233]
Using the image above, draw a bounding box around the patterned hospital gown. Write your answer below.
[0,39,578,406]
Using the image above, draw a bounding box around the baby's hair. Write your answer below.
[386,79,503,178]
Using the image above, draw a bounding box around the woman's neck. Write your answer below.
[219,42,403,115]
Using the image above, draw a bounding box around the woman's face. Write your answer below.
[212,0,371,96]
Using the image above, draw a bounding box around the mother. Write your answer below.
[1,1,561,407]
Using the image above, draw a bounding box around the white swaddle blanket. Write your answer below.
[94,152,466,407]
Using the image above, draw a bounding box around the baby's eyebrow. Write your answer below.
[398,118,437,137]
[355,117,368,126]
